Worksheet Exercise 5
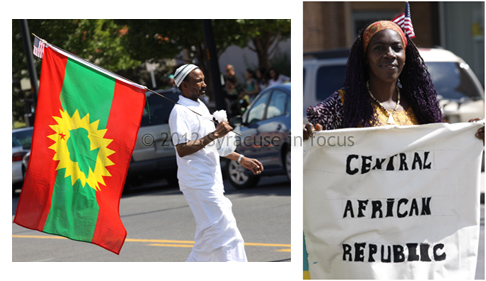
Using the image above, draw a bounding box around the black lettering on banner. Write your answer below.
[371,200,383,219]
[343,200,355,218]
[373,158,386,170]
[393,245,405,262]
[345,151,433,175]
[341,242,447,263]
[399,153,408,171]
[386,154,397,171]
[386,198,395,217]
[361,156,372,174]
[434,244,446,261]
[412,152,422,169]
[420,244,432,262]
[342,197,432,219]
[421,197,432,215]
[357,200,369,218]
[423,151,432,169]
[381,245,392,263]
[397,198,409,218]
[355,242,366,262]
[368,243,378,262]
[407,243,420,261]
[343,244,352,261]
[409,198,419,216]
[346,154,359,175]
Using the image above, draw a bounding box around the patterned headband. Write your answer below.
[363,21,407,54]
[174,64,198,87]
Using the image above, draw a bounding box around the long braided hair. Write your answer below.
[342,24,444,128]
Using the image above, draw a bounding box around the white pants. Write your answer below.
[182,188,247,262]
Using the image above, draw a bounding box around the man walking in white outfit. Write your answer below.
[168,64,264,262]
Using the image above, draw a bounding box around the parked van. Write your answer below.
[303,48,484,123]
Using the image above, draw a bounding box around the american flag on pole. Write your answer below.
[33,36,46,58]
[393,2,416,38]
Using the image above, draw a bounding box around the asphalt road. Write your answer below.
[477,205,485,279]
[12,175,291,263]
[11,173,485,279]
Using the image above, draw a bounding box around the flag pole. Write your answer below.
[31,34,241,136]
[21,21,39,124]
[32,33,143,90]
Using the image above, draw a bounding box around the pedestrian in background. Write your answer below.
[268,67,290,87]
[224,64,243,92]
[241,68,260,104]
[256,67,269,91]
[223,76,241,117]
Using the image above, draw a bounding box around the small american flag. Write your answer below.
[393,2,416,38]
[33,37,46,58]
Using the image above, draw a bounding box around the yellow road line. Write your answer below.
[13,235,290,249]
[276,249,291,252]
[244,242,291,247]
[126,238,194,244]
[148,243,194,248]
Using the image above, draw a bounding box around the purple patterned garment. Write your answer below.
[306,90,344,130]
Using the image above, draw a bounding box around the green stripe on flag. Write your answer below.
[43,57,116,241]
[60,58,115,130]
[43,168,99,241]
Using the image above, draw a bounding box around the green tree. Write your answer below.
[12,19,142,126]
[115,19,248,100]
[12,19,290,125]
[116,19,291,98]
[13,19,141,80]
[234,19,291,71]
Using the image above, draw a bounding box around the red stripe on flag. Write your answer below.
[393,3,416,38]
[14,48,67,230]
[91,79,146,254]
[393,13,405,23]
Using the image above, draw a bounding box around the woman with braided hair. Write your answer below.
[303,20,484,140]
[304,20,445,136]
[303,20,484,279]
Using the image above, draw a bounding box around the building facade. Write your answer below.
[303,1,484,85]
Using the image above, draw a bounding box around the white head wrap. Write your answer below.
[174,64,198,87]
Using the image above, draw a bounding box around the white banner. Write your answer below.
[303,122,484,279]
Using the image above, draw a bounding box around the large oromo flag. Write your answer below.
[303,122,484,279]
[14,45,146,254]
